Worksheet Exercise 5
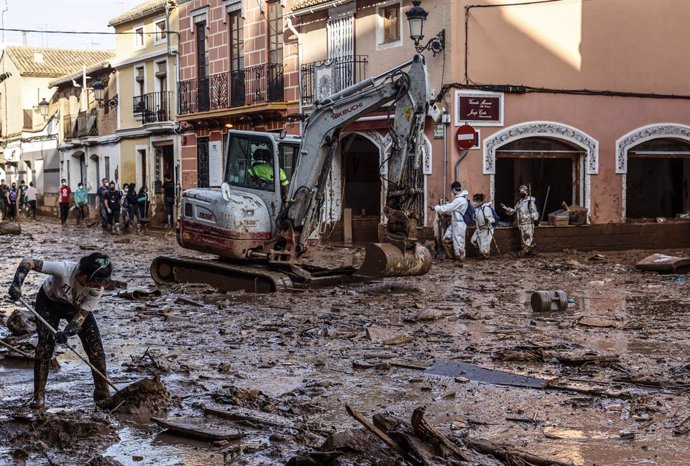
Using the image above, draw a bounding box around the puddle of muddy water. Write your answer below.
[103,425,224,466]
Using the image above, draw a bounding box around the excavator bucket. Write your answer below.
[356,243,432,278]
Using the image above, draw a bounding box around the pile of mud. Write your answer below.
[109,377,171,416]
[1,411,117,463]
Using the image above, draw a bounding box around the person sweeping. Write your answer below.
[8,252,113,409]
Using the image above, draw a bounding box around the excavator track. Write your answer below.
[150,243,432,293]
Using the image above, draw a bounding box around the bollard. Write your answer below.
[530,290,568,312]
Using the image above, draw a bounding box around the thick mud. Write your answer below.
[1,219,690,465]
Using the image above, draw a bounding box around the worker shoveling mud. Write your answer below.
[7,253,169,415]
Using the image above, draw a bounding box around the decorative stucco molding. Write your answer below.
[483,121,599,175]
[615,123,690,174]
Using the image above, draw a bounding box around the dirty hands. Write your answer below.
[55,331,68,344]
[8,285,21,301]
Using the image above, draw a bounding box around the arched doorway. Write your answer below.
[72,151,86,186]
[484,121,598,218]
[342,134,382,242]
[616,124,690,220]
[495,137,585,216]
[625,138,690,219]
[88,154,100,192]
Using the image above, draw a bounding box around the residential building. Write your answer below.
[0,46,113,206]
[176,0,299,189]
[294,0,690,250]
[289,0,448,242]
[108,0,179,225]
[49,59,118,209]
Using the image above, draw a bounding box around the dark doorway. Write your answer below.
[626,138,690,219]
[342,135,381,242]
[495,138,583,218]
[197,137,210,188]
[344,135,381,217]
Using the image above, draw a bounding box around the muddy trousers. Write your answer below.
[518,222,535,254]
[471,226,494,258]
[59,202,70,225]
[443,221,467,260]
[33,288,109,406]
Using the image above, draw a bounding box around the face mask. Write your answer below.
[110,186,115,191]
[520,192,527,198]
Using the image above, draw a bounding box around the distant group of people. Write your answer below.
[432,182,539,263]
[56,176,176,233]
[0,179,38,221]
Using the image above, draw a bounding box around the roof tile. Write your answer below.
[5,47,115,78]
[108,0,174,27]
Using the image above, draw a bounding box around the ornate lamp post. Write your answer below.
[406,0,445,56]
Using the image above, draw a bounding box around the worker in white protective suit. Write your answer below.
[432,181,469,263]
[471,193,495,259]
[501,185,539,256]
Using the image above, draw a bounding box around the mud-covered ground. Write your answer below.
[1,219,690,465]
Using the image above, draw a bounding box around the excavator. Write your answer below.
[151,53,433,292]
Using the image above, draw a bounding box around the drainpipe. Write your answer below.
[166,0,181,224]
[455,149,468,185]
[286,17,303,134]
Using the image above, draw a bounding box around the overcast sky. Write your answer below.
[0,0,145,50]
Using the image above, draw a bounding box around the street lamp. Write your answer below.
[406,0,445,56]
[38,98,49,119]
[92,80,118,108]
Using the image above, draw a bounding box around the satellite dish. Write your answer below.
[221,182,232,201]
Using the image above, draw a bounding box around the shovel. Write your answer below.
[19,297,121,393]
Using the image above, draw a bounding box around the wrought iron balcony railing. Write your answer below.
[301,55,368,106]
[133,91,173,123]
[177,63,284,116]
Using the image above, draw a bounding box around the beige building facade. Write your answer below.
[109,0,179,224]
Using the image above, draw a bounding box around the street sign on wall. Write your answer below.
[455,124,478,151]
[454,90,504,126]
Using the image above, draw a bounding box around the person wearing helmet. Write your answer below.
[8,252,113,409]
[432,181,469,264]
[501,184,539,256]
[248,148,290,200]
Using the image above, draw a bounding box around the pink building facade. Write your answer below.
[177,0,299,189]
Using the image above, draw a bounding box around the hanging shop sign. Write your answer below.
[454,90,504,127]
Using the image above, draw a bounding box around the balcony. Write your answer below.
[133,91,173,124]
[177,63,285,116]
[63,110,98,140]
[301,55,368,107]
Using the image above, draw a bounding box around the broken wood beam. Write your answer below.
[345,405,405,457]
[0,339,32,358]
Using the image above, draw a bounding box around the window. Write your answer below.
[377,2,401,49]
[134,66,145,113]
[229,9,245,107]
[278,144,299,181]
[154,19,166,43]
[155,61,167,93]
[225,134,277,193]
[134,26,145,48]
[382,4,400,44]
[268,1,283,64]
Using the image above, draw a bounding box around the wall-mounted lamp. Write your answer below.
[92,80,118,108]
[38,98,49,119]
[406,0,445,56]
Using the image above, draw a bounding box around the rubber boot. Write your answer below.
[93,374,110,406]
[167,214,172,228]
[30,359,49,410]
[441,240,455,261]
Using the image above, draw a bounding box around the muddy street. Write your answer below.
[1,220,690,465]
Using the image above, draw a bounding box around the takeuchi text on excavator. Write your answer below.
[151,54,434,292]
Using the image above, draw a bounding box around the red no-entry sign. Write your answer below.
[455,124,477,150]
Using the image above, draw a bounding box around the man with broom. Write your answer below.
[8,252,113,409]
